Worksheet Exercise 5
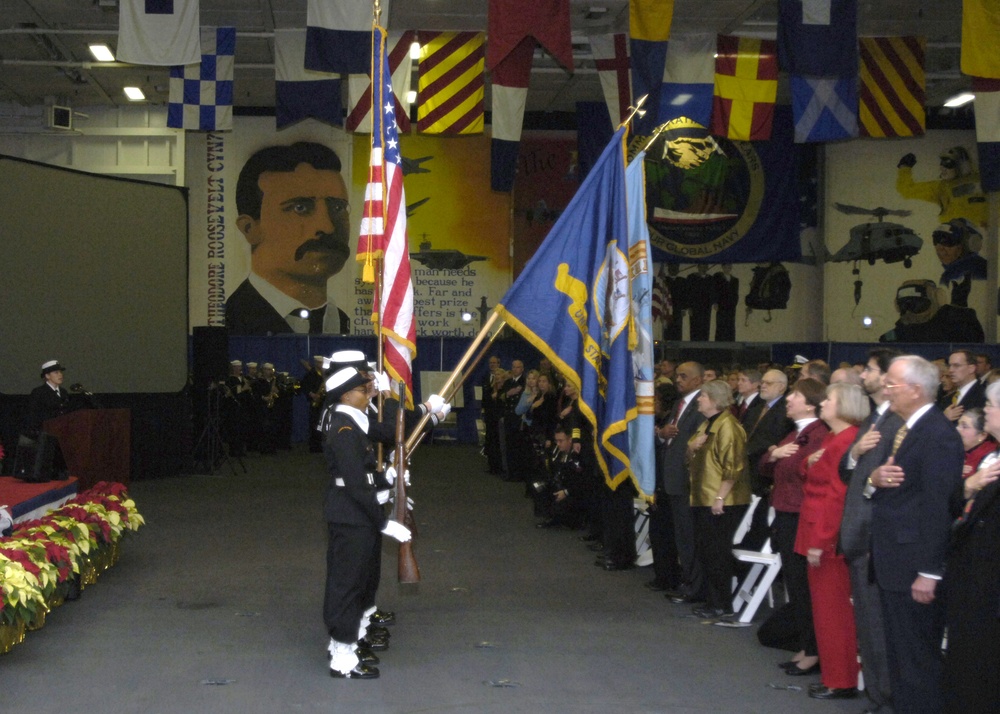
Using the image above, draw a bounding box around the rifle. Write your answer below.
[393,381,420,584]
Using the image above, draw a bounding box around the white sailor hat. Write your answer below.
[262,362,275,370]
[325,367,370,400]
[246,362,258,367]
[41,360,66,378]
[230,360,243,367]
[325,350,370,373]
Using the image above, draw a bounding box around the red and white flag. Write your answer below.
[357,27,416,403]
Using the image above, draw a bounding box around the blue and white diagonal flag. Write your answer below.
[118,0,201,66]
[167,27,235,131]
[274,29,342,129]
[791,75,858,143]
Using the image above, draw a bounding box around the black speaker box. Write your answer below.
[192,326,229,388]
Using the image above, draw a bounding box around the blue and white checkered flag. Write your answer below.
[167,27,235,131]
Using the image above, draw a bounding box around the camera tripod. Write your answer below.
[192,384,245,476]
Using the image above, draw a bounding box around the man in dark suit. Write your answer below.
[741,368,793,549]
[500,360,526,480]
[650,362,706,599]
[838,347,900,714]
[942,349,986,422]
[869,355,964,714]
[225,142,352,336]
[733,368,762,425]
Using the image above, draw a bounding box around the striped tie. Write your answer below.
[891,424,909,455]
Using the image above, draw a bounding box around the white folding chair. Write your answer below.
[730,497,783,623]
[633,498,653,566]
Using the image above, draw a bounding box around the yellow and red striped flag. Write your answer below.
[711,35,778,141]
[358,27,416,403]
[417,31,485,135]
[859,36,925,138]
[962,0,1000,79]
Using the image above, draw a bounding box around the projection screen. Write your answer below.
[0,155,188,394]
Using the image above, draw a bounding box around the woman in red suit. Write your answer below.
[757,378,829,676]
[956,408,996,478]
[796,382,870,700]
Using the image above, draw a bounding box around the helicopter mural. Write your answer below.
[829,203,923,268]
[828,203,924,305]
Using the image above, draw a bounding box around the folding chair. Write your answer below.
[633,498,652,566]
[730,497,783,623]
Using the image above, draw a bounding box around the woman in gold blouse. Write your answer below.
[686,379,753,620]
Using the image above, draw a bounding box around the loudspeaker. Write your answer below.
[192,326,229,388]
[13,433,63,483]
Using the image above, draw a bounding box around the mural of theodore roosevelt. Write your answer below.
[225,142,352,335]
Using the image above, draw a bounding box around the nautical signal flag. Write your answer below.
[962,0,1000,79]
[273,29,342,130]
[629,0,675,134]
[495,127,637,491]
[417,31,485,135]
[357,27,416,403]
[117,0,201,66]
[346,31,414,134]
[167,27,234,131]
[489,39,534,192]
[777,0,858,77]
[659,33,716,127]
[590,34,631,125]
[973,76,1000,192]
[712,35,778,141]
[791,75,858,143]
[858,36,925,138]
[305,0,385,75]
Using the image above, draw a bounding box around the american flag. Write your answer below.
[651,267,672,325]
[358,27,416,404]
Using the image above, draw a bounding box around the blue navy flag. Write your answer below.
[626,151,656,497]
[777,0,858,77]
[496,128,637,490]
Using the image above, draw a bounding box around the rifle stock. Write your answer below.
[393,382,420,584]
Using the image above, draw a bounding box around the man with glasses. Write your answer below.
[741,369,794,549]
[226,142,353,335]
[943,349,986,422]
[837,347,901,714]
[867,355,964,714]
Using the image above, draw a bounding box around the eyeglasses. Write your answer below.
[883,382,910,390]
[861,365,879,373]
[761,380,781,386]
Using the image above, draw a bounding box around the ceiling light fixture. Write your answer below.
[88,44,115,62]
[943,92,975,108]
[123,86,145,101]
[410,41,421,60]
[406,90,417,104]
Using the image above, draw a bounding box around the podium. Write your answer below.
[42,409,131,489]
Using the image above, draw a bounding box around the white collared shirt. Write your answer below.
[248,272,329,334]
[335,404,369,433]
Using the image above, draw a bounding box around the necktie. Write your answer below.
[891,424,909,455]
[670,399,683,425]
[308,306,327,334]
[951,391,959,406]
[738,401,748,421]
[750,403,770,435]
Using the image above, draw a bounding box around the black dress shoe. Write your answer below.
[368,626,390,639]
[669,593,705,604]
[357,647,380,665]
[785,662,821,676]
[330,663,380,679]
[777,660,800,670]
[644,580,669,592]
[370,609,395,626]
[808,686,857,700]
[358,637,388,652]
[603,560,635,571]
[691,606,733,619]
[587,542,605,552]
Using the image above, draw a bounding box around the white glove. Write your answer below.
[384,466,397,485]
[402,469,410,486]
[376,489,391,505]
[407,497,415,509]
[376,370,391,393]
[381,520,412,543]
[438,402,452,418]
[426,393,445,413]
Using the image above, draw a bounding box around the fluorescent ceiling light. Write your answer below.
[89,43,115,62]
[123,86,145,101]
[410,41,421,60]
[943,92,975,108]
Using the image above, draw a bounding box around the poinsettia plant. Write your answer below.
[0,481,144,630]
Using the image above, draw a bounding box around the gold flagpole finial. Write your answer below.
[373,0,382,24]
[640,125,669,154]
[618,94,648,130]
